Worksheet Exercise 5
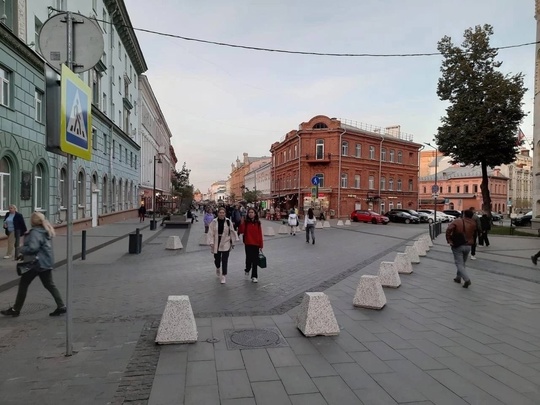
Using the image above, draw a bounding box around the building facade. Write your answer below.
[244,161,271,208]
[499,149,533,214]
[208,180,227,203]
[228,153,270,202]
[270,115,422,218]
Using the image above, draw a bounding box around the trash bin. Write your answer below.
[128,233,142,254]
[150,220,157,230]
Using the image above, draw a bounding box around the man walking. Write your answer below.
[446,209,478,288]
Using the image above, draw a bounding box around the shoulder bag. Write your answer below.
[258,250,267,269]
[451,218,467,248]
[16,255,39,276]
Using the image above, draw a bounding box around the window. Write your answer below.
[397,151,403,163]
[56,0,66,11]
[92,127,97,150]
[316,139,324,160]
[59,167,67,207]
[102,9,107,32]
[294,145,298,158]
[34,90,43,122]
[381,148,386,161]
[408,179,413,191]
[77,171,85,207]
[474,184,478,193]
[368,176,374,190]
[34,17,43,53]
[464,185,469,193]
[397,179,402,191]
[102,93,107,115]
[92,69,101,108]
[118,76,121,93]
[456,186,460,193]
[447,186,451,193]
[423,186,426,193]
[354,175,360,189]
[118,42,122,58]
[0,157,11,211]
[0,67,10,107]
[389,178,394,191]
[355,143,361,157]
[380,177,386,190]
[313,122,328,129]
[119,144,122,162]
[92,0,97,11]
[130,152,133,167]
[315,173,324,188]
[341,141,348,156]
[103,133,108,154]
[389,150,395,162]
[34,164,44,210]
[369,146,375,159]
[103,176,108,213]
[341,173,348,188]
[288,148,291,160]
[113,140,116,159]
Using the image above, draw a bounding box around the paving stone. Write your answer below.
[370,372,428,403]
[184,384,219,405]
[241,349,279,381]
[187,341,215,361]
[286,337,320,355]
[348,351,393,374]
[354,386,398,404]
[251,380,292,405]
[331,330,368,353]
[484,353,540,379]
[217,369,253,399]
[215,349,245,371]
[333,362,378,390]
[185,360,217,387]
[313,375,364,405]
[488,343,540,364]
[396,348,445,370]
[478,365,539,394]
[364,341,405,361]
[309,337,355,364]
[297,354,339,377]
[408,339,454,358]
[148,374,184,405]
[443,345,496,367]
[221,398,256,405]
[427,369,487,396]
[267,347,302,367]
[276,366,319,395]
[289,393,327,405]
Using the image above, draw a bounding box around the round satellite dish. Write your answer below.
[39,12,104,73]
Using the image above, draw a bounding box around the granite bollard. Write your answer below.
[353,275,387,309]
[315,222,324,229]
[344,219,351,226]
[296,292,340,337]
[336,220,344,226]
[422,233,433,247]
[323,221,331,228]
[166,236,183,250]
[155,295,198,344]
[394,252,413,274]
[264,227,275,236]
[278,225,289,234]
[405,245,420,264]
[414,240,427,256]
[378,262,401,288]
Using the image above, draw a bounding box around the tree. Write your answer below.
[171,162,194,210]
[435,24,527,213]
[243,189,262,204]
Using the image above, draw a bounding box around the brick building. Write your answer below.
[229,153,271,202]
[270,115,422,218]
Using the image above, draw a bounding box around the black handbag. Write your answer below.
[16,256,39,276]
[258,251,267,268]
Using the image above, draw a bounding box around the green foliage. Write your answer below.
[435,24,527,211]
[243,190,263,203]
[171,162,194,206]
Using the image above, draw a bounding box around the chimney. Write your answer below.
[243,152,249,164]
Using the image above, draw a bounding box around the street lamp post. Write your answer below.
[424,142,438,223]
[152,155,162,230]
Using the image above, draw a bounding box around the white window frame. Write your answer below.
[397,179,403,191]
[0,157,11,212]
[341,141,348,156]
[34,90,43,122]
[355,143,361,158]
[380,176,386,190]
[354,175,360,189]
[315,173,324,188]
[59,167,67,208]
[368,175,374,190]
[316,139,324,160]
[389,150,395,162]
[397,151,403,163]
[0,67,10,107]
[389,178,394,191]
[77,171,86,208]
[34,164,43,210]
[381,148,386,161]
[341,173,348,188]
[369,146,375,160]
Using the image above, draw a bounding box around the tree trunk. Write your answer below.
[480,161,491,213]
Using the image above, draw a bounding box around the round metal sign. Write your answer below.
[311,176,320,186]
[39,12,104,73]
[431,184,439,193]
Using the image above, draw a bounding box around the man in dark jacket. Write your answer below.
[3,204,27,259]
[479,212,491,247]
[446,209,478,288]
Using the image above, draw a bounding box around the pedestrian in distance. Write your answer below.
[469,207,482,260]
[207,207,238,284]
[138,204,146,222]
[203,206,215,234]
[479,211,491,247]
[3,204,27,259]
[304,208,316,244]
[446,209,478,288]
[1,212,66,317]
[231,204,242,230]
[288,208,298,236]
[238,207,264,283]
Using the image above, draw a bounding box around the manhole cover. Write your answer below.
[223,328,289,350]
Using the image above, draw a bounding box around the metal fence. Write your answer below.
[429,222,442,240]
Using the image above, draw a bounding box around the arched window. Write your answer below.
[59,167,67,208]
[397,179,403,191]
[0,156,12,211]
[34,164,44,210]
[313,122,328,129]
[381,148,386,161]
[102,175,108,213]
[341,173,348,188]
[118,179,123,209]
[369,146,375,159]
[408,179,414,191]
[77,171,86,208]
[316,139,324,160]
[111,177,117,211]
[368,176,375,190]
[380,177,386,190]
[388,178,394,191]
[355,143,361,158]
[397,151,403,163]
[389,150,395,162]
[341,141,349,156]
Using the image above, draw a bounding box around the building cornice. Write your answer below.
[0,22,44,72]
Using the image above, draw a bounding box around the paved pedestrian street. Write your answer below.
[0,219,539,404]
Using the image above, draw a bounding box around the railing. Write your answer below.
[339,118,415,142]
[429,222,443,240]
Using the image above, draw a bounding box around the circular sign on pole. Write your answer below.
[39,12,104,73]
[311,176,320,186]
[431,184,439,193]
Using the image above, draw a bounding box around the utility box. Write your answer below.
[128,233,142,254]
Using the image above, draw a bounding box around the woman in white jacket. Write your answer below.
[207,207,237,284]
[287,209,298,236]
[304,208,316,244]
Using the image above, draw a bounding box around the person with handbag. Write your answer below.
[238,207,264,283]
[1,212,66,317]
[207,207,238,284]
[304,208,317,244]
[287,208,298,236]
[445,209,478,288]
[3,204,27,259]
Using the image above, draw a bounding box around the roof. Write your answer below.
[420,165,509,181]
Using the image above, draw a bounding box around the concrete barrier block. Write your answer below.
[405,245,420,264]
[264,227,276,236]
[414,240,427,256]
[323,221,331,228]
[278,225,289,234]
[417,237,430,252]
[344,220,351,226]
[353,275,386,309]
[315,222,324,229]
[378,262,401,288]
[155,295,198,344]
[394,252,413,274]
[422,233,433,247]
[296,292,340,337]
[166,236,183,250]
[336,220,344,226]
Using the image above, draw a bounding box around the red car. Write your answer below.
[350,210,389,224]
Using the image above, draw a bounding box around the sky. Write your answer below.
[126,0,535,192]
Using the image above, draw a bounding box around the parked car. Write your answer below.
[490,213,503,222]
[437,211,455,222]
[389,209,427,223]
[443,209,462,218]
[350,210,389,224]
[512,211,533,226]
[384,211,420,224]
[417,209,444,223]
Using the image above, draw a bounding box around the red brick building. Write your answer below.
[270,115,422,218]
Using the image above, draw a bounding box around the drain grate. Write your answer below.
[223,328,289,350]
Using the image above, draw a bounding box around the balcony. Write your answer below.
[305,153,332,164]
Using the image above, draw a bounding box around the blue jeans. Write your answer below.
[305,224,315,242]
[452,244,471,281]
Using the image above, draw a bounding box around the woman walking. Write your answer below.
[304,208,316,244]
[207,207,237,284]
[287,208,298,236]
[203,206,215,233]
[1,212,66,317]
[238,207,264,283]
[3,204,27,259]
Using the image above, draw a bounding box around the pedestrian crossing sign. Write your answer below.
[60,64,92,160]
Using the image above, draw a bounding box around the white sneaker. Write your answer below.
[470,255,476,260]
[252,278,258,283]
[221,275,226,284]
[3,255,10,259]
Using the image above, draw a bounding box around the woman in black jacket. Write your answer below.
[3,204,27,259]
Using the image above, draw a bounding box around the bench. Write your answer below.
[162,219,191,228]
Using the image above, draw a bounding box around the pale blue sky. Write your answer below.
[127,0,535,192]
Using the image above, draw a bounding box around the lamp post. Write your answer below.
[424,142,438,223]
[152,154,162,230]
